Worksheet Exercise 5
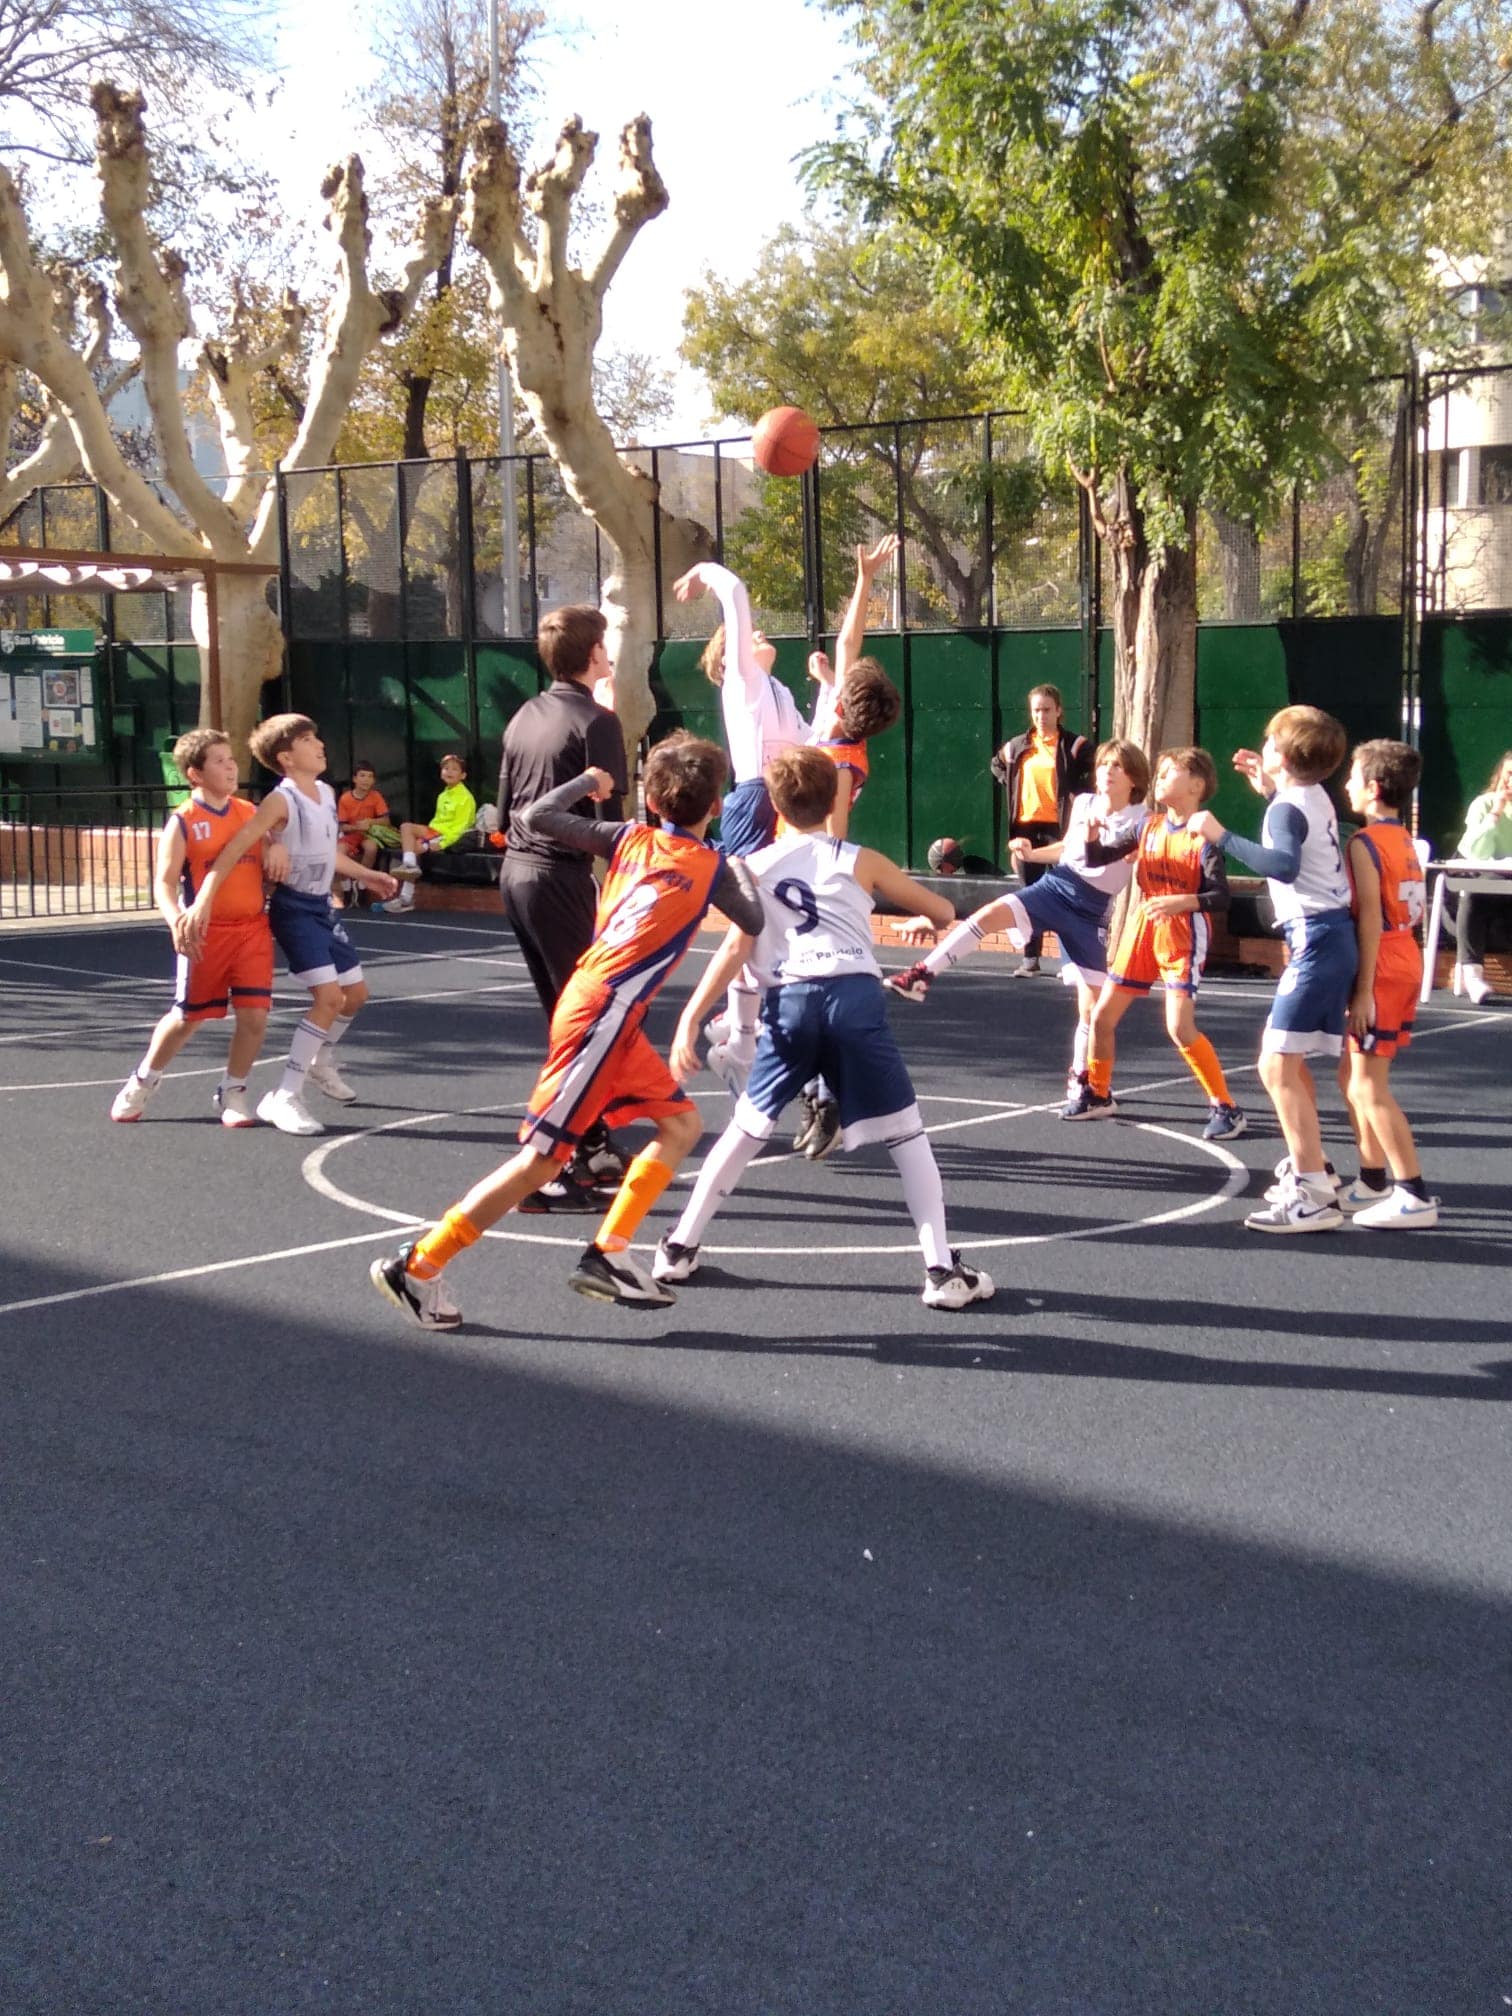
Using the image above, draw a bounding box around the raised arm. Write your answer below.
[519,769,627,859]
[835,535,899,682]
[673,562,763,707]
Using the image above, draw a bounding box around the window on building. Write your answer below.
[1477,445,1512,507]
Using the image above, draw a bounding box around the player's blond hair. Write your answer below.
[1266,706,1346,786]
[699,624,727,688]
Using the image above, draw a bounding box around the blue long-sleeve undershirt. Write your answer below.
[1217,799,1308,882]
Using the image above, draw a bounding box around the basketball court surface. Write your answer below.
[3,909,1508,2012]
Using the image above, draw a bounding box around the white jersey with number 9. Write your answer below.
[744,831,881,985]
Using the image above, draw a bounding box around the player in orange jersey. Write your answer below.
[368,733,764,1325]
[1335,740,1438,1229]
[110,729,282,1128]
[1069,747,1245,1139]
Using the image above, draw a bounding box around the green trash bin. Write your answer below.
[159,737,190,810]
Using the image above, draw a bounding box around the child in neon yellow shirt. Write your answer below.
[384,754,478,913]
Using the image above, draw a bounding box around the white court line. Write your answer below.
[0,979,541,1091]
[0,1225,414,1319]
[0,1006,1503,1319]
[299,1094,1249,1255]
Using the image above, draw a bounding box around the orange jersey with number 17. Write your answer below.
[174,794,266,922]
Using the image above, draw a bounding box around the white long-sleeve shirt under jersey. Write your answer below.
[701,564,809,783]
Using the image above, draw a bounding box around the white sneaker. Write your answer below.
[257,1087,325,1136]
[1337,1177,1389,1214]
[922,1252,996,1309]
[306,1053,358,1102]
[1264,1157,1343,1204]
[1461,963,1492,1005]
[215,1082,257,1128]
[707,1036,752,1097]
[1353,1187,1440,1230]
[110,1073,158,1122]
[1244,1176,1343,1234]
[653,1237,701,1283]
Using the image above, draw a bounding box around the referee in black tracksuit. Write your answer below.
[497,603,629,1202]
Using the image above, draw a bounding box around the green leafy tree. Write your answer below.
[809,0,1512,749]
[683,221,1066,626]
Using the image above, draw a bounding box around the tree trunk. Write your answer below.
[1107,484,1198,757]
[191,573,284,753]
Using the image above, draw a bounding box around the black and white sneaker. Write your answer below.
[369,1244,463,1329]
[792,1092,820,1153]
[1059,1079,1117,1121]
[652,1236,701,1283]
[884,962,933,1004]
[922,1252,996,1310]
[802,1098,842,1161]
[569,1244,677,1307]
[577,1125,627,1185]
[518,1170,603,1213]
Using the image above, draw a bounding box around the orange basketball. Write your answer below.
[751,406,820,477]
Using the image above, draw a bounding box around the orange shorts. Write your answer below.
[1109,907,1212,997]
[520,974,693,1165]
[1348,938,1421,1061]
[175,916,274,1023]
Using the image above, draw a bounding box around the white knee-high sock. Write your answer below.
[279,1018,326,1097]
[888,1129,951,1271]
[1070,1017,1090,1079]
[667,1123,764,1249]
[923,916,988,975]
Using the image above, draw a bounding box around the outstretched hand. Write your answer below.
[583,766,617,801]
[1232,748,1272,796]
[1186,809,1222,845]
[807,649,834,687]
[671,567,708,603]
[895,914,940,946]
[857,533,900,576]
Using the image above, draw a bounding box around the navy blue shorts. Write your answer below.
[737,974,921,1151]
[269,886,364,987]
[719,777,778,858]
[1014,867,1110,980]
[1263,908,1356,1057]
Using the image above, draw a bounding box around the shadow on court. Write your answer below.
[3,1253,1507,2016]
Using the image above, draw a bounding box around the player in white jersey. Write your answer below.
[1189,707,1357,1234]
[675,537,902,1109]
[652,747,995,1311]
[177,714,397,1135]
[887,738,1151,1097]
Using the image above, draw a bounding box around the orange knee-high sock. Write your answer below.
[1180,1033,1232,1105]
[1087,1055,1114,1098]
[595,1151,674,1253]
[408,1207,482,1279]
